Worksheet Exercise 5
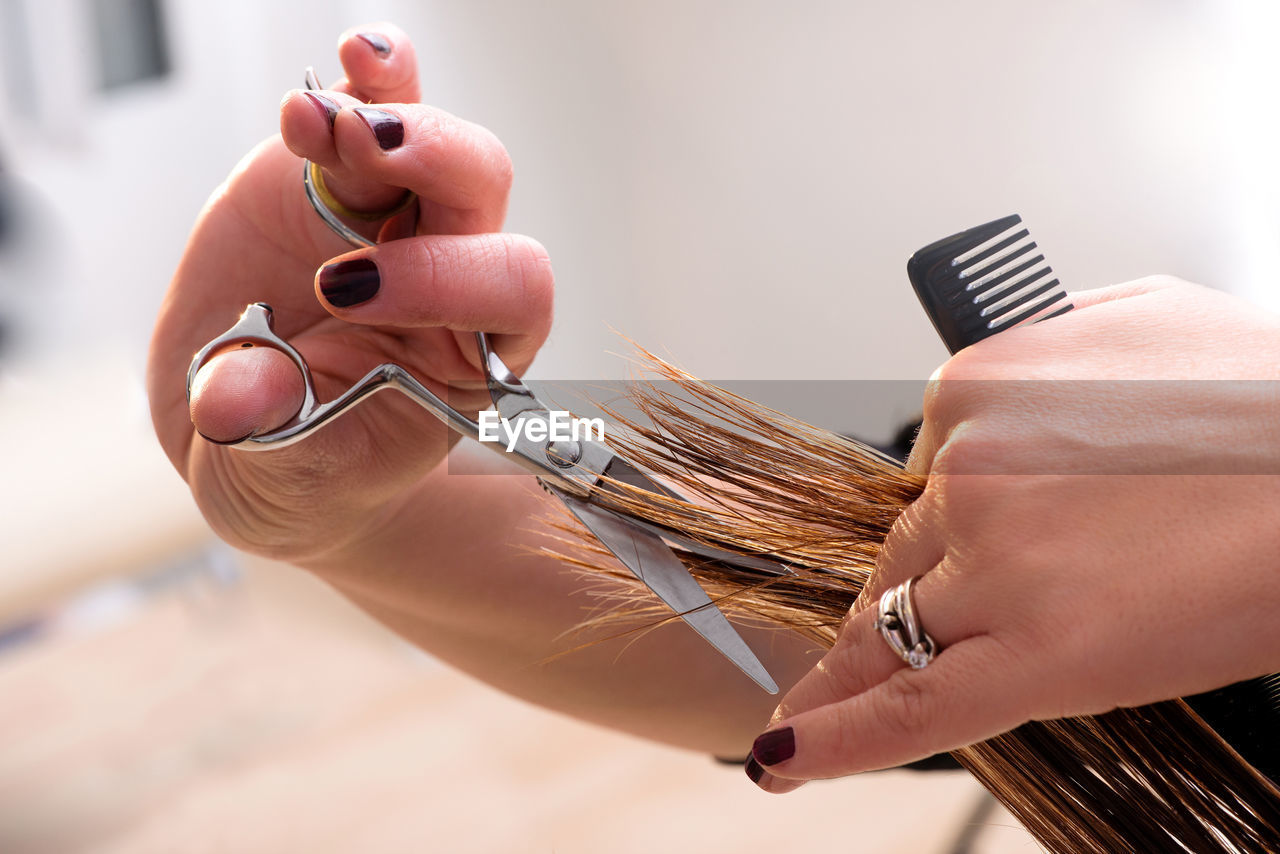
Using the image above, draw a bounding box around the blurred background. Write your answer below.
[1,1,1277,851]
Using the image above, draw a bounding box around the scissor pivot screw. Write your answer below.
[545,440,582,468]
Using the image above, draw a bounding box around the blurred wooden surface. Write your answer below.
[0,358,210,626]
[0,553,1036,854]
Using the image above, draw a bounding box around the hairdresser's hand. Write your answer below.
[747,278,1280,791]
[148,24,552,559]
[148,25,805,759]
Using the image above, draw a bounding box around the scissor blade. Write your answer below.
[600,456,685,501]
[563,497,778,694]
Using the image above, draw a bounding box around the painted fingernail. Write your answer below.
[353,107,404,150]
[357,32,392,56]
[744,756,766,784]
[303,91,340,130]
[319,257,380,307]
[751,727,795,766]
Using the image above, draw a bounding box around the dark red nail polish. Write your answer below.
[357,32,392,56]
[353,107,404,150]
[319,257,380,307]
[745,756,766,784]
[303,91,340,130]
[752,727,795,766]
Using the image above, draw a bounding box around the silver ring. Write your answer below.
[873,577,938,670]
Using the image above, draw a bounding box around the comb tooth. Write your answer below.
[977,266,1052,314]
[985,279,1062,326]
[945,257,1047,320]
[987,283,1070,331]
[957,231,1034,281]
[908,214,1077,354]
[1037,303,1074,322]
[934,228,1031,290]
[966,253,1046,302]
[947,214,1025,266]
[944,218,1069,336]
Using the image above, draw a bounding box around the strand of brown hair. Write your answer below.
[543,351,1280,854]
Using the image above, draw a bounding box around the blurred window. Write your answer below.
[90,0,170,91]
[0,1,35,115]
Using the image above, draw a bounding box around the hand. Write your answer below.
[746,278,1280,791]
[148,24,553,560]
[146,25,813,758]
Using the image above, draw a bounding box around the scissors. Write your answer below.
[184,70,787,693]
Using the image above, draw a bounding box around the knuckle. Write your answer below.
[874,672,936,742]
[1131,273,1186,292]
[929,347,986,385]
[928,421,998,476]
[922,358,984,441]
[827,701,863,761]
[412,113,451,164]
[501,235,555,314]
[482,132,515,195]
[399,241,447,322]
[837,602,859,633]
[819,640,871,700]
[407,239,441,292]
[433,119,512,209]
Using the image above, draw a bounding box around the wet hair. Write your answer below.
[547,354,1280,854]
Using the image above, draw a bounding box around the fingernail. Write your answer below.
[357,32,392,56]
[303,91,340,131]
[319,257,380,307]
[353,107,404,150]
[752,727,795,766]
[744,756,766,784]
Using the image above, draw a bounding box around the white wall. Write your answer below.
[2,0,1277,440]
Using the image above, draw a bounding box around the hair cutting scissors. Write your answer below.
[184,69,786,693]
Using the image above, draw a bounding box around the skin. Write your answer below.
[750,279,1280,791]
[148,23,820,760]
[150,23,1280,782]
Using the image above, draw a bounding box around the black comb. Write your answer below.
[907,216,1280,786]
[908,214,1073,354]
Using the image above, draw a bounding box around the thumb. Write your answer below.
[188,346,305,443]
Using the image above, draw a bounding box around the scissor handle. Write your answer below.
[186,303,316,425]
[186,302,483,450]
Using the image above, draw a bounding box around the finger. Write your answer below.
[189,346,306,444]
[768,566,961,734]
[751,562,976,793]
[281,24,426,226]
[755,635,1030,781]
[331,102,513,232]
[314,233,554,365]
[281,87,359,167]
[753,491,948,788]
[1066,276,1179,310]
[333,23,421,104]
[906,277,1184,469]
[850,484,945,615]
[743,755,805,795]
[906,405,942,474]
[280,88,411,217]
[908,359,954,474]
